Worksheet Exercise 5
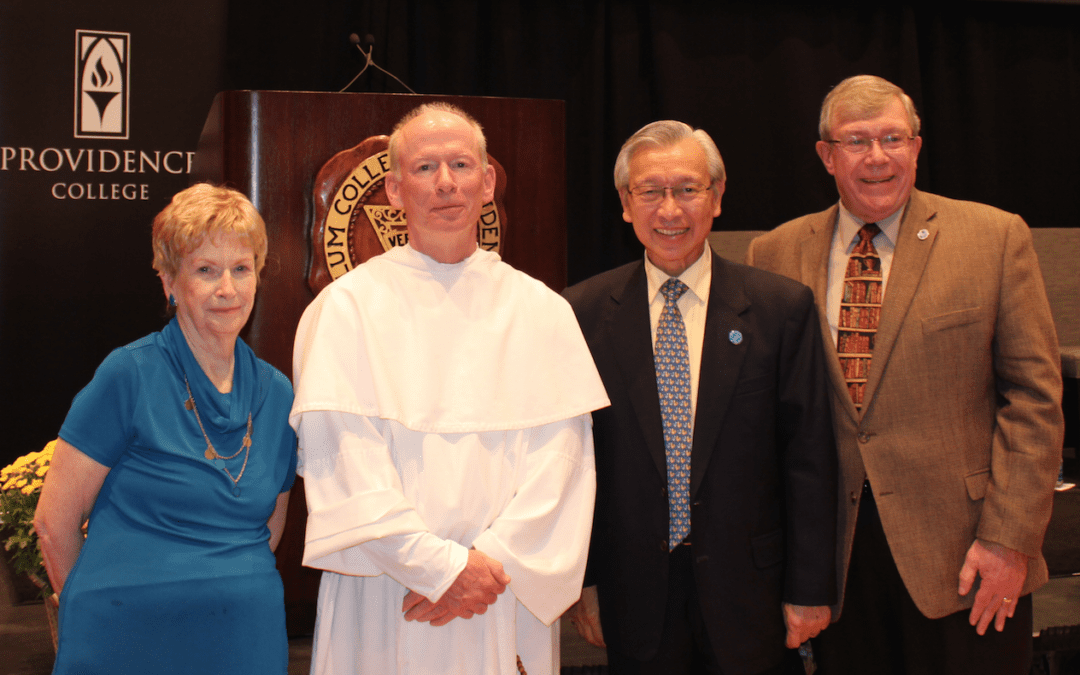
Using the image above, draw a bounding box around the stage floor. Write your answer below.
[3,472,1077,675]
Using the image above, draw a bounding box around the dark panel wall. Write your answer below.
[224,1,1080,282]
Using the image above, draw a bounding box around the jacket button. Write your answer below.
[850,491,858,504]
[858,432,871,443]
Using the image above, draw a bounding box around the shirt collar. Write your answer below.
[644,241,712,304]
[836,201,905,251]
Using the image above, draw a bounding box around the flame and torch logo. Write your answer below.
[74,30,130,139]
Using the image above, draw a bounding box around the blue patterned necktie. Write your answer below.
[655,277,692,550]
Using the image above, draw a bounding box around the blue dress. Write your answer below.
[53,317,297,674]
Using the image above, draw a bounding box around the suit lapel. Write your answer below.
[690,252,750,499]
[608,263,669,480]
[801,208,862,424]
[800,208,835,309]
[861,191,938,414]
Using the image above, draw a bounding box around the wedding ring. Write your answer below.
[1002,597,1012,603]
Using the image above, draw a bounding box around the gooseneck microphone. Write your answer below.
[339,32,418,94]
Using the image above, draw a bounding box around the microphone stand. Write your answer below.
[340,34,417,94]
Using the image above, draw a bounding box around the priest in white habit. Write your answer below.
[289,102,610,675]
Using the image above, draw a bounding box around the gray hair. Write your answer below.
[819,75,921,141]
[387,102,488,175]
[613,120,726,193]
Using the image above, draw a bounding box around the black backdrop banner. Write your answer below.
[0,0,227,465]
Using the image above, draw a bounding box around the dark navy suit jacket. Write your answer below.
[563,251,837,675]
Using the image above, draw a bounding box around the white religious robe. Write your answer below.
[290,245,610,675]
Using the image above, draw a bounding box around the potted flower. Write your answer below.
[1,439,58,647]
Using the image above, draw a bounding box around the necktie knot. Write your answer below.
[854,223,881,255]
[661,278,689,305]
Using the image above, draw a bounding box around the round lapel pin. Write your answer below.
[918,228,930,240]
[729,330,743,345]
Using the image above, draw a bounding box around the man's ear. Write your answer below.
[620,190,634,224]
[815,141,836,176]
[710,181,725,218]
[385,172,403,208]
[482,163,496,203]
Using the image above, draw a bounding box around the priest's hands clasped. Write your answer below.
[401,548,511,626]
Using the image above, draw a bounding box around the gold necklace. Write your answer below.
[183,377,252,492]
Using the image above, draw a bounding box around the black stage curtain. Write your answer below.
[224,0,1080,284]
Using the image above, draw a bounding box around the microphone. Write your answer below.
[340,33,417,94]
[348,33,375,51]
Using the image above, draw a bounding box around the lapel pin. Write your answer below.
[918,228,930,240]
[729,330,743,345]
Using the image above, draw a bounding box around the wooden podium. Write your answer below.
[190,91,567,634]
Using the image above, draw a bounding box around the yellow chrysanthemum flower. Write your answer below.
[1,439,58,598]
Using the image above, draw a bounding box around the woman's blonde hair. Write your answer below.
[151,183,268,281]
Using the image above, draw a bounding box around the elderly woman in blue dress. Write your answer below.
[34,183,296,675]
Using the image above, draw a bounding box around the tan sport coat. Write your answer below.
[746,189,1063,620]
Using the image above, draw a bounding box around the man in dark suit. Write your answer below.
[746,75,1063,674]
[563,120,838,675]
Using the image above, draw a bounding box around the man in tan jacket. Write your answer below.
[747,75,1063,674]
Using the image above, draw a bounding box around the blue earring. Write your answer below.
[169,294,177,307]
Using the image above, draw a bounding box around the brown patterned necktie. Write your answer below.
[838,223,882,411]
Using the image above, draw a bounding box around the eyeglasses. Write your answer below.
[826,134,915,154]
[627,182,714,204]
